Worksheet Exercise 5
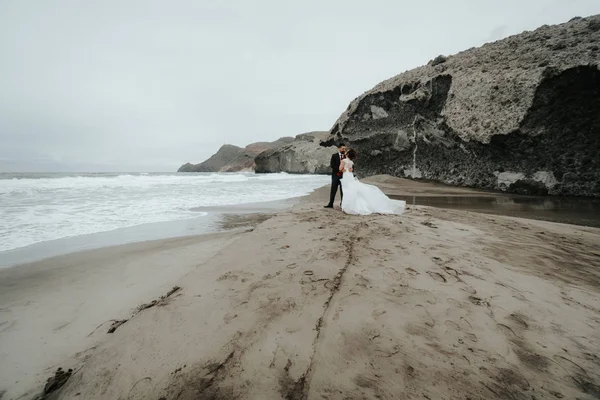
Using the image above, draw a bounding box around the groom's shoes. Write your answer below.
[324,205,333,208]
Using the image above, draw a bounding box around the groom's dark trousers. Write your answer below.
[327,153,343,207]
[329,174,343,206]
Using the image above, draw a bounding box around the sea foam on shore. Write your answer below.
[0,172,329,253]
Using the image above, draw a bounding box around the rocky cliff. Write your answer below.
[255,131,337,174]
[323,15,600,196]
[178,137,294,172]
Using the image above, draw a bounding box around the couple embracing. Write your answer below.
[324,143,405,215]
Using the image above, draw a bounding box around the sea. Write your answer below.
[0,172,329,267]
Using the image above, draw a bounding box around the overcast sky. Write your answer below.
[1,0,598,172]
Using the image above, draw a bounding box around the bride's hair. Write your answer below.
[347,149,356,160]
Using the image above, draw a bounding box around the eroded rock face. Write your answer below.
[255,132,337,174]
[178,138,294,172]
[323,15,600,196]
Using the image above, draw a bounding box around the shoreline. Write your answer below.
[3,175,599,269]
[1,176,600,399]
[0,171,330,269]
[0,199,294,269]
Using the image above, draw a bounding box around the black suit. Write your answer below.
[327,153,344,207]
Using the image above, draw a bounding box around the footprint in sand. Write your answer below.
[414,305,435,328]
[444,320,478,343]
[460,316,473,330]
[355,274,370,288]
[444,320,461,330]
[464,333,478,342]
[460,286,477,295]
[508,313,530,330]
[496,323,522,339]
[446,298,462,307]
[495,313,531,341]
[217,272,238,281]
[553,354,591,381]
[424,293,437,305]
[427,271,447,283]
[495,282,527,301]
[406,267,419,276]
[468,296,490,306]
[223,313,238,323]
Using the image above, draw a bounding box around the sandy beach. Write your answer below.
[1,177,599,400]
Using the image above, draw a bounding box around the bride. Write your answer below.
[340,149,406,215]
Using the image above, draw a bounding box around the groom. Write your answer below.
[324,143,346,208]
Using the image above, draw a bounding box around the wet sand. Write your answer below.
[366,175,600,227]
[392,194,600,228]
[0,230,249,399]
[0,207,281,269]
[1,175,599,399]
[4,176,596,269]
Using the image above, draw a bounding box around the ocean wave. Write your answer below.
[0,172,329,252]
[0,173,256,194]
[0,172,327,195]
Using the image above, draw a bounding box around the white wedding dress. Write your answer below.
[340,159,406,215]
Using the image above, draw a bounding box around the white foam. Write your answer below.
[0,173,329,252]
